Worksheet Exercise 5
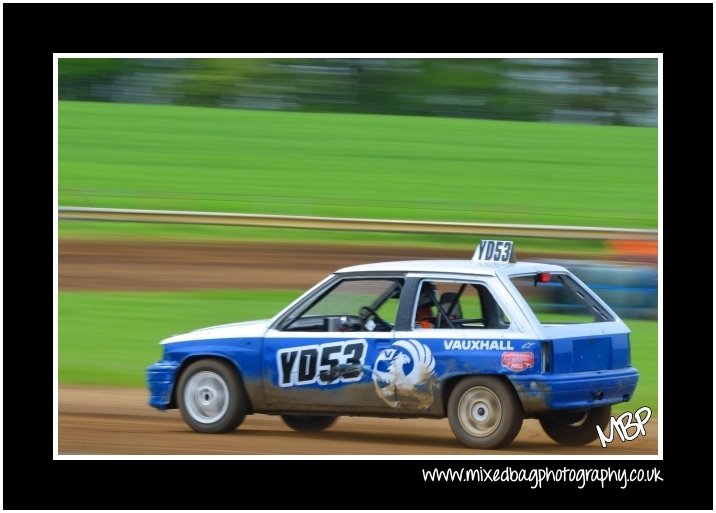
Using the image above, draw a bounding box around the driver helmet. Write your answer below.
[418,283,436,308]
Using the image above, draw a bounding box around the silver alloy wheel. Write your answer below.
[183,371,230,424]
[457,386,502,437]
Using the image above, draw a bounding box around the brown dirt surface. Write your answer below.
[58,386,658,456]
[59,239,474,291]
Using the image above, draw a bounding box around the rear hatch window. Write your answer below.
[510,273,614,324]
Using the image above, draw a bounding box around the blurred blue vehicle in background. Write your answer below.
[536,260,657,320]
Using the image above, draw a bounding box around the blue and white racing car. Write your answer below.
[147,240,638,449]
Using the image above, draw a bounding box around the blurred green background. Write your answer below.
[59,58,657,125]
[59,101,656,228]
[58,57,658,415]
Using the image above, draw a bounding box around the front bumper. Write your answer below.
[508,367,639,415]
[146,361,181,410]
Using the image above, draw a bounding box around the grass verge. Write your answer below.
[59,220,608,256]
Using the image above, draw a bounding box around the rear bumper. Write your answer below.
[508,367,639,415]
[146,362,181,410]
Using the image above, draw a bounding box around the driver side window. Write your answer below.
[282,278,403,332]
[413,279,510,330]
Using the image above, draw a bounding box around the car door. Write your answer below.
[262,276,402,413]
[392,276,541,413]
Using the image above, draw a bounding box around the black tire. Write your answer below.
[177,359,248,433]
[447,376,523,449]
[281,415,338,432]
[539,405,612,446]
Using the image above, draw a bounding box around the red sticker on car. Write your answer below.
[501,352,534,372]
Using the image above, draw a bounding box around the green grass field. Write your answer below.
[58,289,657,415]
[58,289,300,386]
[59,101,657,230]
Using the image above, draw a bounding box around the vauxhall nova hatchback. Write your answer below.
[146,240,639,449]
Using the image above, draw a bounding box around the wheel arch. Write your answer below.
[171,354,253,412]
[441,373,522,417]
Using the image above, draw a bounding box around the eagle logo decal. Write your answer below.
[372,340,437,409]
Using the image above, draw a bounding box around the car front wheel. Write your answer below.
[177,359,248,433]
[281,415,338,432]
[448,376,523,449]
[539,405,611,446]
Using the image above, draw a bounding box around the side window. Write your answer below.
[413,280,510,330]
[282,278,403,332]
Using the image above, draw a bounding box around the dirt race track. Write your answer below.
[59,387,657,456]
[59,239,475,291]
[58,240,658,456]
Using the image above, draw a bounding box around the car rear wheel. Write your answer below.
[177,359,248,433]
[448,376,523,449]
[281,415,338,432]
[539,405,611,446]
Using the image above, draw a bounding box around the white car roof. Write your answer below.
[337,259,567,277]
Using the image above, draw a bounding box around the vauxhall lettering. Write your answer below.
[443,339,515,351]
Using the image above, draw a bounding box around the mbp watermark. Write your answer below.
[596,406,652,448]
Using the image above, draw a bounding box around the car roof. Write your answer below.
[336,259,566,277]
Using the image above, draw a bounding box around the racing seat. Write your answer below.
[439,292,463,326]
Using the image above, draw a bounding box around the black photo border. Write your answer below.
[3,2,712,510]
